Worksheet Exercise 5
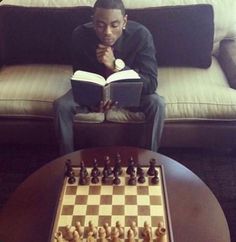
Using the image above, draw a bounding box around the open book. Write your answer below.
[71,69,143,107]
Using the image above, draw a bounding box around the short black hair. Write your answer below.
[93,0,126,16]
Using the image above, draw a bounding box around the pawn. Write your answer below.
[79,174,87,185]
[126,157,135,175]
[98,227,108,242]
[65,159,73,177]
[142,221,152,241]
[87,231,96,242]
[137,168,146,184]
[151,169,159,185]
[65,225,75,241]
[75,221,84,238]
[116,221,124,237]
[68,169,76,184]
[103,222,111,238]
[91,158,101,177]
[111,227,120,242]
[136,163,143,176]
[130,221,138,237]
[128,171,137,186]
[102,169,109,184]
[73,230,82,242]
[91,172,99,184]
[127,228,135,242]
[155,222,166,242]
[88,220,97,237]
[113,171,121,185]
[147,158,156,176]
[54,231,64,242]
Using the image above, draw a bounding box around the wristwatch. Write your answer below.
[114,59,125,72]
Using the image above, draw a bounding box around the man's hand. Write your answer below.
[90,100,118,113]
[96,44,115,71]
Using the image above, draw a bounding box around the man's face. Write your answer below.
[93,8,127,46]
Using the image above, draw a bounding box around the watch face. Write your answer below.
[115,59,125,70]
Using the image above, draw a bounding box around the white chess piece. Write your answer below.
[54,231,64,242]
[115,221,124,237]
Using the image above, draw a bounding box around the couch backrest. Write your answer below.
[0,4,214,68]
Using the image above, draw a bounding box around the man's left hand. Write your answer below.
[96,44,115,71]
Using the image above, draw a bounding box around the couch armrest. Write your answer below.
[218,39,236,89]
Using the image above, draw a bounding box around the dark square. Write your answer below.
[125,216,137,227]
[113,186,125,194]
[86,205,99,215]
[98,216,111,226]
[137,186,149,195]
[150,196,162,205]
[61,205,74,215]
[100,195,112,204]
[151,216,164,227]
[112,205,124,215]
[72,215,85,226]
[125,195,137,205]
[65,186,77,195]
[89,186,101,195]
[75,195,88,204]
[138,205,150,215]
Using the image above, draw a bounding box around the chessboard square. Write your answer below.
[138,205,150,216]
[58,215,73,227]
[61,205,74,215]
[137,216,152,229]
[99,205,112,215]
[125,195,137,205]
[112,205,125,215]
[111,216,125,227]
[75,195,88,204]
[84,216,99,227]
[124,186,137,195]
[101,186,113,195]
[73,204,87,215]
[150,205,163,216]
[100,195,112,204]
[150,195,162,205]
[112,195,125,205]
[125,216,138,227]
[151,216,164,227]
[63,195,76,205]
[71,215,86,227]
[137,186,149,195]
[76,186,89,195]
[118,176,126,185]
[137,196,150,205]
[98,216,112,227]
[65,186,77,195]
[148,186,161,195]
[87,195,100,205]
[124,205,138,216]
[113,186,125,195]
[89,186,101,195]
[86,205,99,215]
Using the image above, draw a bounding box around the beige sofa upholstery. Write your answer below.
[0,0,236,149]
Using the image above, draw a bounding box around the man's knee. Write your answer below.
[141,93,165,114]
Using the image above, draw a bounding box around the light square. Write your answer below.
[111,216,125,227]
[84,216,99,226]
[124,186,137,195]
[101,186,113,195]
[87,195,100,205]
[125,205,138,216]
[112,195,125,205]
[99,205,112,215]
[137,195,150,205]
[76,186,89,195]
[73,204,87,215]
[138,216,152,228]
[149,186,161,195]
[150,205,163,215]
[63,195,76,205]
[58,215,73,227]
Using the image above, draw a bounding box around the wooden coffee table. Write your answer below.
[0,146,230,242]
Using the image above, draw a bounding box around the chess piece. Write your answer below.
[113,170,121,185]
[54,231,64,242]
[98,227,108,242]
[65,159,73,177]
[103,222,111,238]
[136,163,143,176]
[88,220,97,237]
[87,231,96,242]
[155,222,166,242]
[147,158,156,176]
[126,157,135,175]
[91,170,100,184]
[75,221,84,238]
[73,230,82,242]
[128,170,137,185]
[65,225,75,241]
[111,227,120,242]
[116,221,124,237]
[91,158,101,177]
[127,228,135,242]
[130,221,138,237]
[104,156,113,176]
[80,160,88,177]
[114,153,123,175]
[68,169,76,184]
[151,169,159,185]
[137,168,146,184]
[142,221,152,241]
[102,169,109,184]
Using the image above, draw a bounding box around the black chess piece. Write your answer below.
[91,172,100,184]
[137,163,143,176]
[113,171,121,185]
[137,168,146,184]
[147,158,156,176]
[91,158,101,177]
[68,170,76,184]
[79,173,87,185]
[102,169,109,184]
[151,169,159,185]
[80,161,88,178]
[65,159,73,177]
[128,170,137,185]
[126,157,135,175]
[114,153,123,175]
[104,156,113,176]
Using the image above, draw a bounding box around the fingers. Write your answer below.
[96,45,115,69]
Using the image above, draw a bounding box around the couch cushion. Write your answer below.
[158,57,236,120]
[0,64,72,119]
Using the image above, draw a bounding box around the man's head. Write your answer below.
[93,0,128,46]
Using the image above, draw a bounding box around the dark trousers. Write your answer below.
[53,89,165,155]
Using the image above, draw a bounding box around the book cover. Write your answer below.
[71,70,143,107]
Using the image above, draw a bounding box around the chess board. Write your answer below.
[51,166,173,242]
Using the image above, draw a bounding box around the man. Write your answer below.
[54,0,165,155]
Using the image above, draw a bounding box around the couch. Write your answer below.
[0,0,236,151]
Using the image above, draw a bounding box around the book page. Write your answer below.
[106,69,140,84]
[71,70,106,86]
